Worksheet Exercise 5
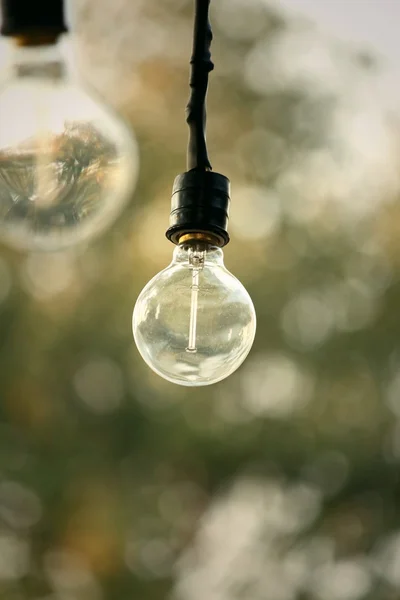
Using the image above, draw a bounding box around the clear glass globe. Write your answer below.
[132,242,256,386]
[0,42,138,251]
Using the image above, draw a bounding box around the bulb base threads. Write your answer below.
[166,170,230,248]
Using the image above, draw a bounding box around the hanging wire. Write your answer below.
[186,0,214,172]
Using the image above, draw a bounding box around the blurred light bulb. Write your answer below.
[132,242,256,386]
[0,40,138,251]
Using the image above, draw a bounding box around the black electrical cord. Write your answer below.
[166,0,230,247]
[186,0,214,172]
[166,0,230,248]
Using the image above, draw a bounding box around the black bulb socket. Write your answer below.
[166,170,230,247]
[0,0,67,38]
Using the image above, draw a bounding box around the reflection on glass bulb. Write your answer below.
[132,243,256,386]
[0,42,138,251]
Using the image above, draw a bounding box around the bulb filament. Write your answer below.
[187,268,199,353]
[186,245,205,354]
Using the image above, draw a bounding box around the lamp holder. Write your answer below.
[0,0,67,42]
[166,0,231,248]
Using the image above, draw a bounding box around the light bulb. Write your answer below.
[0,41,138,251]
[132,242,256,386]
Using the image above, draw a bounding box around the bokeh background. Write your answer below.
[1,0,400,598]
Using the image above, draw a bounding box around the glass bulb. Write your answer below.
[132,242,256,386]
[0,41,138,251]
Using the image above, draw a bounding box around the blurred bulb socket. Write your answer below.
[0,0,67,40]
[166,170,230,247]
